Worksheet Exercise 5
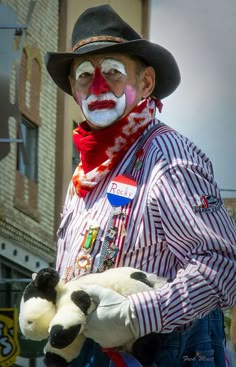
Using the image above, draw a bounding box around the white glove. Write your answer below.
[82,285,139,348]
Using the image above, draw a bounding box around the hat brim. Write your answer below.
[45,39,181,100]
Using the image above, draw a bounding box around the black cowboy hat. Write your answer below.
[45,4,181,99]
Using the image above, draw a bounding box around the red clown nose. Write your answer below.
[89,67,110,95]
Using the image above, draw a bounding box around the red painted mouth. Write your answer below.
[88,100,116,111]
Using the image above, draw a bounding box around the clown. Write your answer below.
[45,4,236,367]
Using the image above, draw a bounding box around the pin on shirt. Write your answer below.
[81,222,100,250]
[135,148,144,170]
[96,175,138,272]
[120,211,127,237]
[105,226,118,243]
[76,221,100,271]
[107,174,138,207]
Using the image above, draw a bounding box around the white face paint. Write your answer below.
[81,93,126,128]
[75,58,128,128]
[101,58,127,78]
[75,61,94,82]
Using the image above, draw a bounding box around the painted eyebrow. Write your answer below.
[75,61,94,80]
[101,58,127,75]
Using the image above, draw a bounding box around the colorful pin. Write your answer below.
[107,175,137,207]
[76,253,91,270]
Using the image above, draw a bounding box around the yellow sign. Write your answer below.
[0,308,20,366]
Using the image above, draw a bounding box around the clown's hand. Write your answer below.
[82,285,139,348]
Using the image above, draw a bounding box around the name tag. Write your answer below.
[107,175,137,207]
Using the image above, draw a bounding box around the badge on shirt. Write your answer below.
[107,175,138,207]
[193,194,222,213]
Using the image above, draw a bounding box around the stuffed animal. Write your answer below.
[19,267,167,366]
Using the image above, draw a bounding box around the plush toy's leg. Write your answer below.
[44,334,86,367]
[131,333,162,365]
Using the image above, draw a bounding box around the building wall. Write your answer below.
[0,0,59,268]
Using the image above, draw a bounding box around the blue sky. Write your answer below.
[150,0,236,195]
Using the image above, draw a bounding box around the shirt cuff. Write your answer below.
[128,290,162,337]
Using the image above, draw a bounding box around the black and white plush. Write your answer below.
[19,267,167,366]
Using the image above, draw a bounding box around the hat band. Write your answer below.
[73,35,125,52]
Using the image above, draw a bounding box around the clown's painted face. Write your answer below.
[70,54,151,130]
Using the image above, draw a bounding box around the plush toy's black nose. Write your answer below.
[50,324,81,349]
[44,352,67,367]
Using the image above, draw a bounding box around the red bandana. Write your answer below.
[72,98,159,197]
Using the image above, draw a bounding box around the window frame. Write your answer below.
[16,115,38,183]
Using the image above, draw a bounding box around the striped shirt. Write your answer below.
[56,119,236,337]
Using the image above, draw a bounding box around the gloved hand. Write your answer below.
[81,285,139,348]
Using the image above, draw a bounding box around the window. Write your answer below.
[17,116,38,183]
[0,258,31,308]
[14,46,42,219]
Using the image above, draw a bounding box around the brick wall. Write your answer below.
[0,0,59,263]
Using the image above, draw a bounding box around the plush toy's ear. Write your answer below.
[23,267,60,303]
[19,268,60,341]
[71,290,92,315]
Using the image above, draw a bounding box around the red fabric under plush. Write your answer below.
[102,348,128,367]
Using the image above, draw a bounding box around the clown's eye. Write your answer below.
[80,72,93,78]
[77,72,94,85]
[75,61,94,84]
[103,68,122,80]
[101,58,127,80]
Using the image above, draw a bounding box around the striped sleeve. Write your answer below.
[129,159,236,337]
